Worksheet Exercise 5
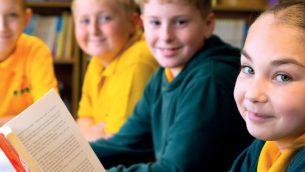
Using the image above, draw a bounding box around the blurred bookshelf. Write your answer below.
[27,1,70,8]
[26,0,82,116]
[24,0,280,114]
[212,0,271,48]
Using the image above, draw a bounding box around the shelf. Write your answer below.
[213,5,266,13]
[212,5,264,23]
[27,2,71,14]
[27,2,71,8]
[28,2,264,12]
[54,59,74,65]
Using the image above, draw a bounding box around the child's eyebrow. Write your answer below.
[241,49,305,68]
[145,15,158,18]
[240,49,252,61]
[271,58,305,68]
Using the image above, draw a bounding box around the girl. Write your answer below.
[231,1,305,171]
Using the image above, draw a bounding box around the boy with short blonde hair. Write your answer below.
[0,0,58,125]
[90,0,253,171]
[72,0,159,140]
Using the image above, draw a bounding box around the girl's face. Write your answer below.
[141,0,214,76]
[0,0,30,62]
[234,14,305,149]
[74,0,135,65]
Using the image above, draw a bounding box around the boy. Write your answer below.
[91,0,253,171]
[231,1,305,171]
[0,0,58,125]
[72,0,159,140]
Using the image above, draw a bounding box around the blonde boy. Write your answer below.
[89,0,253,171]
[72,0,159,140]
[0,0,58,125]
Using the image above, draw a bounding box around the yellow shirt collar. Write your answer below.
[258,133,305,172]
[165,68,174,83]
[98,30,143,77]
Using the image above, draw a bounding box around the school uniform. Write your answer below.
[230,139,305,172]
[77,31,159,134]
[0,34,58,117]
[91,35,254,172]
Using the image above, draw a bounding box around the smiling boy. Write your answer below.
[90,0,253,171]
[0,0,58,125]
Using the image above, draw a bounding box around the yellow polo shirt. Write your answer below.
[0,34,58,117]
[77,33,159,134]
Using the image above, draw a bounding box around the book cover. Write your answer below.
[0,131,29,172]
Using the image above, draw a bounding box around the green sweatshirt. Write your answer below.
[91,35,254,172]
[230,139,305,172]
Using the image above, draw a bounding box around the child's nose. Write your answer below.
[88,19,100,35]
[160,24,174,43]
[245,79,268,103]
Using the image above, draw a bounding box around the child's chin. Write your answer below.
[248,129,271,141]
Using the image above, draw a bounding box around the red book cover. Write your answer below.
[0,133,29,172]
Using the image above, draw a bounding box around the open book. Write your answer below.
[0,89,105,172]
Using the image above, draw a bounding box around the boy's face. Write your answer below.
[73,0,135,61]
[0,0,30,61]
[234,14,305,148]
[141,0,214,75]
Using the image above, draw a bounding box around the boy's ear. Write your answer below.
[131,12,143,30]
[24,8,33,28]
[203,12,215,39]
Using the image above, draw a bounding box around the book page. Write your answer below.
[4,89,105,172]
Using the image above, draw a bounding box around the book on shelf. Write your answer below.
[24,13,74,61]
[55,12,69,60]
[34,15,58,51]
[0,89,105,172]
[63,14,74,60]
[55,12,74,61]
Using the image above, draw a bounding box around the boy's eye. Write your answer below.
[98,15,112,24]
[149,20,161,27]
[79,18,90,25]
[241,65,254,75]
[174,19,188,27]
[7,12,19,19]
[274,74,291,82]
